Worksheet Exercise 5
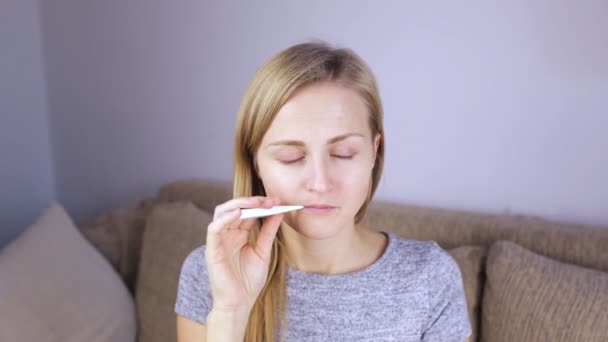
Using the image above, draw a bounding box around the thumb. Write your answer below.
[254,214,283,262]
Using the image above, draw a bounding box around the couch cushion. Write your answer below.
[482,240,608,342]
[448,245,485,342]
[135,201,213,342]
[80,198,157,293]
[0,202,136,342]
[158,179,232,213]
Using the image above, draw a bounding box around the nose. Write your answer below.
[305,155,333,193]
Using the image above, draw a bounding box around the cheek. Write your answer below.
[257,162,298,200]
[340,165,372,201]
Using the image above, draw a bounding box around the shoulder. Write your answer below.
[386,234,470,339]
[182,245,207,268]
[178,245,208,281]
[175,245,212,324]
[387,233,451,265]
[387,233,461,279]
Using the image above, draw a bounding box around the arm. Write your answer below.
[176,315,206,342]
[176,307,250,342]
[175,196,283,342]
[206,307,251,341]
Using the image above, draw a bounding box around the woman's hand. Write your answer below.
[205,196,284,314]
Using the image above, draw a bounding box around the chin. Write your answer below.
[281,214,349,240]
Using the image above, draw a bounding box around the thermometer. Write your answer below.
[240,205,304,219]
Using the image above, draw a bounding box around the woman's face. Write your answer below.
[255,82,380,239]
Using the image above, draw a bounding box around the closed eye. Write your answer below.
[279,157,304,165]
[333,155,354,159]
[279,155,355,165]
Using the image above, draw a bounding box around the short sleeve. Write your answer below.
[174,245,213,324]
[421,242,472,341]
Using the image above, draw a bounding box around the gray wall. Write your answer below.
[3,1,606,247]
[40,1,607,226]
[0,0,54,246]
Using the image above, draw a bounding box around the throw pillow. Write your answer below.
[0,202,136,342]
[448,245,486,342]
[482,240,608,342]
[135,201,212,342]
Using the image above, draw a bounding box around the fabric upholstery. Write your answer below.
[135,201,213,342]
[158,179,232,213]
[448,245,486,342]
[80,197,157,292]
[481,240,608,342]
[79,178,608,342]
[158,179,608,273]
[0,203,136,342]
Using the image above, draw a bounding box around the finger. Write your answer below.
[207,208,241,239]
[213,196,274,219]
[237,197,279,232]
[238,216,257,232]
[254,214,284,261]
[214,197,262,219]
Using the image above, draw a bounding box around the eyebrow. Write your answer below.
[266,132,365,148]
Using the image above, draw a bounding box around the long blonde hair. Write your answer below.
[233,41,385,342]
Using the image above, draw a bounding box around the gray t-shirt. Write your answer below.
[175,232,471,341]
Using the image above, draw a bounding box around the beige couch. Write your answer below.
[81,179,608,342]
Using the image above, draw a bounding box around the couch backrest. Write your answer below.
[81,178,608,293]
[157,179,608,273]
[362,201,608,272]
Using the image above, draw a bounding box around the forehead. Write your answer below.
[262,82,370,141]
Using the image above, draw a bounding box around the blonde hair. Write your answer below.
[233,41,385,341]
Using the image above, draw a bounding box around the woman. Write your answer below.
[175,41,471,341]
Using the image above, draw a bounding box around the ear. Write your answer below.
[372,133,381,168]
[252,155,267,195]
[252,153,260,175]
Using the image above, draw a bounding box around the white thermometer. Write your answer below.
[240,205,304,219]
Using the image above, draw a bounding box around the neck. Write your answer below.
[280,223,385,275]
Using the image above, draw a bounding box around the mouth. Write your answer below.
[302,204,337,214]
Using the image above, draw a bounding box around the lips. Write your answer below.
[304,204,336,209]
[302,204,337,215]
